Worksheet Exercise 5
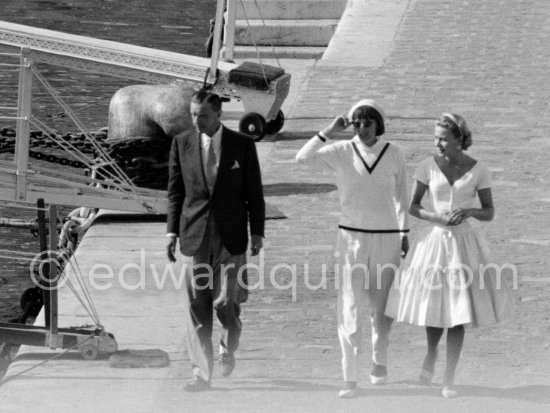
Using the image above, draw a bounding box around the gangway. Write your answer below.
[0,19,290,138]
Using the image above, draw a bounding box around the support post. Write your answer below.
[222,0,237,62]
[14,47,33,202]
[48,204,59,348]
[207,0,226,85]
[36,199,50,328]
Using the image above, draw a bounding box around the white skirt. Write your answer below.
[385,223,515,328]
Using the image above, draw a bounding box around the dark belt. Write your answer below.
[338,224,409,234]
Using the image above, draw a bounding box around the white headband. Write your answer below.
[441,113,463,136]
[348,99,386,122]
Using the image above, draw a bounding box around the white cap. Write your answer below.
[347,99,386,122]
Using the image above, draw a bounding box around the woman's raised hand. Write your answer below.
[322,115,350,137]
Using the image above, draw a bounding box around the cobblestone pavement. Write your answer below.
[219,0,550,411]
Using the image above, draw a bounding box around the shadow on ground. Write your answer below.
[456,384,550,404]
[264,183,336,197]
[277,131,347,141]
[209,379,550,404]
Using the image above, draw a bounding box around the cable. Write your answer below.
[30,69,135,188]
[253,0,281,68]
[66,258,101,326]
[238,0,268,86]
[0,200,49,211]
[0,335,93,386]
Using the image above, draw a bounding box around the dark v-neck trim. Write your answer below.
[433,156,478,187]
[352,141,390,174]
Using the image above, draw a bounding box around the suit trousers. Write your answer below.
[182,215,246,382]
[336,229,401,382]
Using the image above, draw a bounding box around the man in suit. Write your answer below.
[166,88,265,392]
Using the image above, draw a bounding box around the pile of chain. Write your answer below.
[0,127,171,190]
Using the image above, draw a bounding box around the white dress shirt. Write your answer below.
[201,125,222,167]
[201,125,223,192]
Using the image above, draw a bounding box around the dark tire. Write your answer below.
[239,113,267,142]
[81,344,99,360]
[266,110,285,135]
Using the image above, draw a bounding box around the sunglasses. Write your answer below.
[351,119,373,128]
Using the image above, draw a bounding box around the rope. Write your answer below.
[47,102,106,120]
[31,69,131,184]
[30,117,123,186]
[253,0,281,68]
[30,69,135,188]
[61,274,101,326]
[0,200,50,211]
[238,0,268,85]
[30,117,96,170]
[64,258,101,326]
[0,254,35,262]
[0,249,36,257]
[0,335,94,386]
[29,116,134,190]
[0,251,101,326]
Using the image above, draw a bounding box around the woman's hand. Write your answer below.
[445,208,470,226]
[321,115,349,138]
[435,212,457,226]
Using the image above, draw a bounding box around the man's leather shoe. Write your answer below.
[183,377,211,392]
[219,352,235,377]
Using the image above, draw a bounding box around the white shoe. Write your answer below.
[442,386,458,398]
[338,388,357,399]
[370,373,388,385]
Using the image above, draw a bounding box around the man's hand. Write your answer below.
[250,234,263,256]
[167,236,178,262]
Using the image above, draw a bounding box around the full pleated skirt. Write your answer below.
[386,224,515,328]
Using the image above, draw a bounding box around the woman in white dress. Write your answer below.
[386,113,514,398]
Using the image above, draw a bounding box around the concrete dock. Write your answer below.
[2,0,550,412]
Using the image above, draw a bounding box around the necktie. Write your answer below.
[204,138,217,190]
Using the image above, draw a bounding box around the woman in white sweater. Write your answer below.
[296,99,409,398]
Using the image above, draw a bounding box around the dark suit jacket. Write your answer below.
[167,125,265,256]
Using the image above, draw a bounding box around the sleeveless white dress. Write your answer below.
[385,157,515,328]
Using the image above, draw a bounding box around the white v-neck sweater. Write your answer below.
[296,135,409,234]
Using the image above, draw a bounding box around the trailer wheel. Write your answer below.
[266,110,285,135]
[81,344,99,360]
[239,113,267,141]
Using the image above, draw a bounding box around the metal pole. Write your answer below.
[207,0,226,84]
[14,47,33,201]
[48,204,58,347]
[36,199,50,328]
[222,0,237,62]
